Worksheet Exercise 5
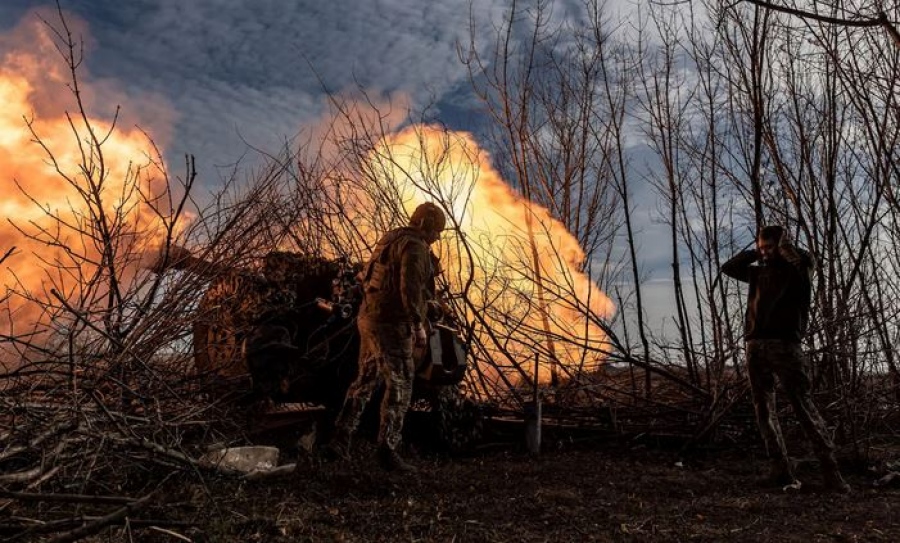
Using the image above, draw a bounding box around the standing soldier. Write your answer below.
[325,202,446,472]
[722,225,850,493]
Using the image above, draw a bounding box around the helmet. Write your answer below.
[409,202,446,233]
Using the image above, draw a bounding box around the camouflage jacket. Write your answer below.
[358,227,436,324]
[721,244,815,342]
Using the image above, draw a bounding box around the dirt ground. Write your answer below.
[138,437,899,543]
[6,419,899,543]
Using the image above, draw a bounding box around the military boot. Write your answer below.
[822,467,851,494]
[758,459,800,489]
[377,444,416,473]
[322,429,351,462]
[820,455,851,494]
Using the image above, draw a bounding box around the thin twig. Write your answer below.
[46,472,175,543]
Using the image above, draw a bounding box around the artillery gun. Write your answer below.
[150,246,483,453]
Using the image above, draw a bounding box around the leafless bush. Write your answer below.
[5,0,900,537]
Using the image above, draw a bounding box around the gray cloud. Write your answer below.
[55,1,508,171]
[4,0,511,177]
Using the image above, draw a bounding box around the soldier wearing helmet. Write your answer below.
[326,202,447,472]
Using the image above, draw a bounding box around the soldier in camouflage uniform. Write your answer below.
[722,225,850,493]
[326,202,446,472]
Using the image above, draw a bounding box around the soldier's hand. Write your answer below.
[778,231,791,247]
[426,300,444,321]
[777,233,796,256]
[414,323,427,348]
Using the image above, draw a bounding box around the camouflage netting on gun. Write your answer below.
[191,252,359,406]
[172,248,483,452]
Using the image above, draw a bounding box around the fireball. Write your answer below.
[0,12,177,350]
[363,125,615,384]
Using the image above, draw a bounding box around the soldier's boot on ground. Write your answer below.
[322,429,352,462]
[377,444,416,473]
[759,459,800,489]
[822,461,851,494]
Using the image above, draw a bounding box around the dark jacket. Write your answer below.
[721,244,815,342]
[358,227,436,324]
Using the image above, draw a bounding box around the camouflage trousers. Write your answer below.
[746,339,838,475]
[333,318,415,451]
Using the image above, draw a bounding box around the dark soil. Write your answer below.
[80,438,900,543]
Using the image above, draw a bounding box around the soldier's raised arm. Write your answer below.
[721,249,759,283]
[779,241,815,277]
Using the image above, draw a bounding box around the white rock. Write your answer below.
[200,446,280,473]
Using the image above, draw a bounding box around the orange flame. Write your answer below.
[0,11,178,347]
[366,125,615,383]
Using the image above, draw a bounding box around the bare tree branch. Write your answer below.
[735,1,900,48]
